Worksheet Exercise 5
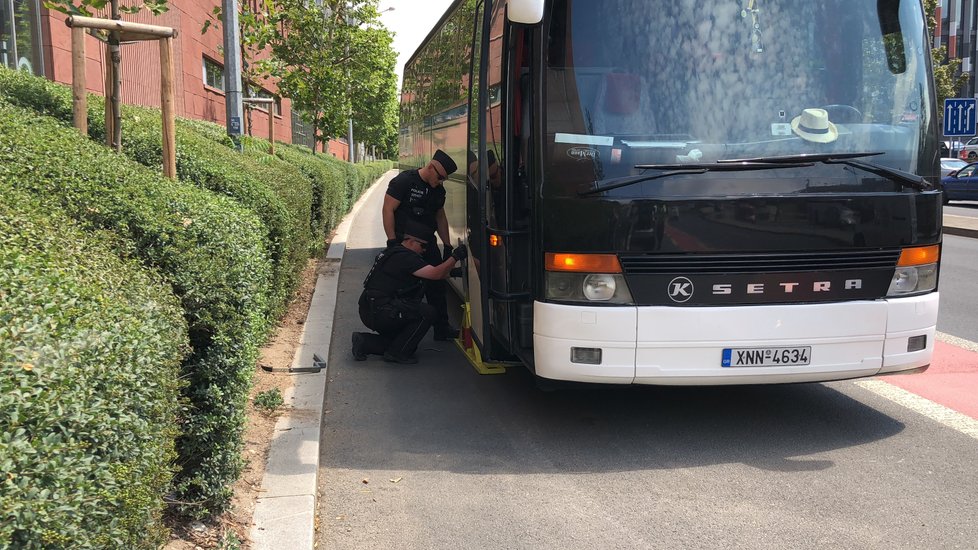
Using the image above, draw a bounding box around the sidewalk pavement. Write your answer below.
[247,185,978,548]
[944,213,978,239]
[249,171,395,549]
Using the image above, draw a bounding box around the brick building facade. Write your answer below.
[1,0,350,159]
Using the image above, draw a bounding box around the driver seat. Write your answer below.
[590,72,657,135]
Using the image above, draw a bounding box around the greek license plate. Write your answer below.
[721,346,811,367]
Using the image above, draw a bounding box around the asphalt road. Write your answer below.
[938,234,978,343]
[316,187,978,549]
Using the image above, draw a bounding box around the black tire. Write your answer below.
[968,151,976,160]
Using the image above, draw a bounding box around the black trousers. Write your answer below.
[358,294,437,357]
[421,244,450,330]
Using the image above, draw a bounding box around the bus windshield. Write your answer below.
[544,0,935,197]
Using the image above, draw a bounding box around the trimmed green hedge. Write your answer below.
[0,185,188,548]
[121,111,304,317]
[0,99,272,516]
[0,69,300,317]
[238,136,313,282]
[276,145,347,253]
[0,67,394,523]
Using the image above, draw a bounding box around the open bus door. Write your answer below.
[461,0,493,365]
[480,17,534,364]
[462,2,533,367]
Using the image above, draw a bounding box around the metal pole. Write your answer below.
[347,117,355,163]
[345,9,355,164]
[222,0,244,151]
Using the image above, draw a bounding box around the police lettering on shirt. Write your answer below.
[387,169,445,237]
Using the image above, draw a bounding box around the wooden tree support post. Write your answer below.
[242,97,276,155]
[65,16,178,178]
[70,26,87,135]
[160,37,176,179]
[103,42,115,147]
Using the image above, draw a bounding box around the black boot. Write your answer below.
[383,352,418,364]
[433,325,459,341]
[351,332,367,361]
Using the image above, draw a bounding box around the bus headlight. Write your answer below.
[583,274,616,301]
[546,272,634,304]
[886,264,938,296]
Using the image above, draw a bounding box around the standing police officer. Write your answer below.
[382,149,459,340]
[353,223,468,364]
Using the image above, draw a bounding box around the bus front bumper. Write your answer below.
[532,293,938,385]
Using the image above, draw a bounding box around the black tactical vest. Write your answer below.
[363,246,423,298]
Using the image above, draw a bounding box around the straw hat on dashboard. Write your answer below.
[791,108,839,143]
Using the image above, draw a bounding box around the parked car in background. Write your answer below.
[957,136,978,159]
[941,161,978,203]
[943,139,966,157]
[941,157,968,178]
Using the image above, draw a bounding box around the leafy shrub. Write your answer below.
[0,100,272,517]
[253,389,285,413]
[0,68,298,318]
[238,136,313,282]
[113,109,304,318]
[0,185,188,548]
[0,67,394,519]
[276,144,347,253]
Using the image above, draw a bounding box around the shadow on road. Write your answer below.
[322,249,905,478]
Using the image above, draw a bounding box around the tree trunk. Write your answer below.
[312,111,321,156]
[110,0,122,152]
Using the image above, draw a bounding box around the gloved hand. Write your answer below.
[386,238,398,248]
[451,244,468,262]
[449,267,464,278]
[443,244,454,262]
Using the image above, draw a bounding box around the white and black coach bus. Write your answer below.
[399,0,943,385]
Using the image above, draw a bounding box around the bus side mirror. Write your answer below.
[507,0,544,24]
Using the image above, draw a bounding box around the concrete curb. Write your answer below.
[250,170,397,549]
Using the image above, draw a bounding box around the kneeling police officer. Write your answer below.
[353,223,467,364]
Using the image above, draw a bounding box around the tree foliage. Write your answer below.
[43,0,168,17]
[923,0,969,111]
[207,0,398,157]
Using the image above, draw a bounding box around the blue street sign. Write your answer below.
[944,98,977,137]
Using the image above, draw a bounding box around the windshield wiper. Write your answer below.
[718,152,928,191]
[580,161,812,196]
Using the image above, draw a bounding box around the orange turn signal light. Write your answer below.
[489,234,501,247]
[545,253,622,273]
[897,245,940,267]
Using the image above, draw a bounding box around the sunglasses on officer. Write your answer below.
[405,236,428,250]
[429,162,447,181]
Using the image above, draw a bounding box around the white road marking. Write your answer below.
[855,332,978,441]
[935,330,978,352]
[856,380,978,441]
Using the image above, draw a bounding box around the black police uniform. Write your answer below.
[386,170,453,336]
[355,243,437,362]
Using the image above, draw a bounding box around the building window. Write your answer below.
[246,82,281,116]
[291,110,317,150]
[203,57,224,91]
[0,0,44,75]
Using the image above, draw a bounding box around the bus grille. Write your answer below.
[618,249,902,275]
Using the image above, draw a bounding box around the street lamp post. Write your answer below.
[222,0,245,152]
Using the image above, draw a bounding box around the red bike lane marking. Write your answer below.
[883,340,978,420]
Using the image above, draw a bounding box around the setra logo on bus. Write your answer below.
[567,147,598,161]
